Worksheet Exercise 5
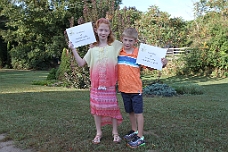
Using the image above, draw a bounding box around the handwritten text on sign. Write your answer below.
[136,43,167,70]
[66,22,96,48]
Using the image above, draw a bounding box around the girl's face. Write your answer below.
[96,23,110,41]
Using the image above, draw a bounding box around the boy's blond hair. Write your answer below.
[122,27,138,40]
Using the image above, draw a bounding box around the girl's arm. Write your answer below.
[68,42,86,67]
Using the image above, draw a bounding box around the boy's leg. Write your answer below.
[135,113,144,137]
[129,112,137,131]
[127,94,145,148]
[131,93,143,137]
[121,92,136,131]
[127,114,145,148]
[121,92,138,141]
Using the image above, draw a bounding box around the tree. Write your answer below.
[180,0,228,76]
[136,5,189,48]
[111,6,142,40]
[0,0,84,69]
[0,0,11,68]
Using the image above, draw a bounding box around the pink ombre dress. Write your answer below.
[84,40,123,126]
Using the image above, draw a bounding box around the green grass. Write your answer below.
[0,69,228,152]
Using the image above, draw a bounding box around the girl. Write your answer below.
[68,18,123,144]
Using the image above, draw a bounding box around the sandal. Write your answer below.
[92,134,102,144]
[113,134,121,143]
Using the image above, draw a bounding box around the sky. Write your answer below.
[120,0,198,21]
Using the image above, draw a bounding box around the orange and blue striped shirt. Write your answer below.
[117,47,142,93]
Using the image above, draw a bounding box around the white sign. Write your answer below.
[66,22,96,48]
[136,43,167,70]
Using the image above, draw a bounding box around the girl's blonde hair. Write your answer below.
[93,18,115,46]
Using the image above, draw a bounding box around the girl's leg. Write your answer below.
[112,118,118,134]
[92,114,102,144]
[112,118,121,143]
[93,114,102,135]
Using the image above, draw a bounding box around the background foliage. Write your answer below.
[184,0,228,77]
[0,0,227,85]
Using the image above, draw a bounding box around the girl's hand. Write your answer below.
[68,41,74,50]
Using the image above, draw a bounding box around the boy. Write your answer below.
[117,27,167,148]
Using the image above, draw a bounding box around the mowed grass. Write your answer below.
[0,69,228,152]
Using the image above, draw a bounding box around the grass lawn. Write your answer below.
[0,69,228,152]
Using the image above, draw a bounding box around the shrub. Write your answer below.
[143,82,204,97]
[171,83,204,95]
[56,48,71,80]
[54,48,90,89]
[143,83,177,97]
[32,80,52,86]
[47,68,58,80]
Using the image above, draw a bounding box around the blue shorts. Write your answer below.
[121,92,143,114]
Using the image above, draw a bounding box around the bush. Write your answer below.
[143,82,204,97]
[56,48,72,80]
[55,48,90,89]
[171,83,204,95]
[143,83,177,97]
[32,80,53,86]
[47,68,58,80]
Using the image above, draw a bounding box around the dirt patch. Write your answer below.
[0,134,32,152]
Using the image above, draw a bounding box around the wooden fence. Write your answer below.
[165,47,190,60]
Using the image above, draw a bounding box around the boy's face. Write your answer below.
[122,36,137,50]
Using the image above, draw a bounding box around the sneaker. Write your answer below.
[123,130,138,142]
[127,136,145,148]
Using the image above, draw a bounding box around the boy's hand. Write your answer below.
[161,58,168,68]
[147,67,154,71]
[89,44,95,48]
[141,65,154,71]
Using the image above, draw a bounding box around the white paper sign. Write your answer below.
[136,43,167,70]
[66,22,96,48]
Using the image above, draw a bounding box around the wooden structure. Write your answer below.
[165,47,190,60]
